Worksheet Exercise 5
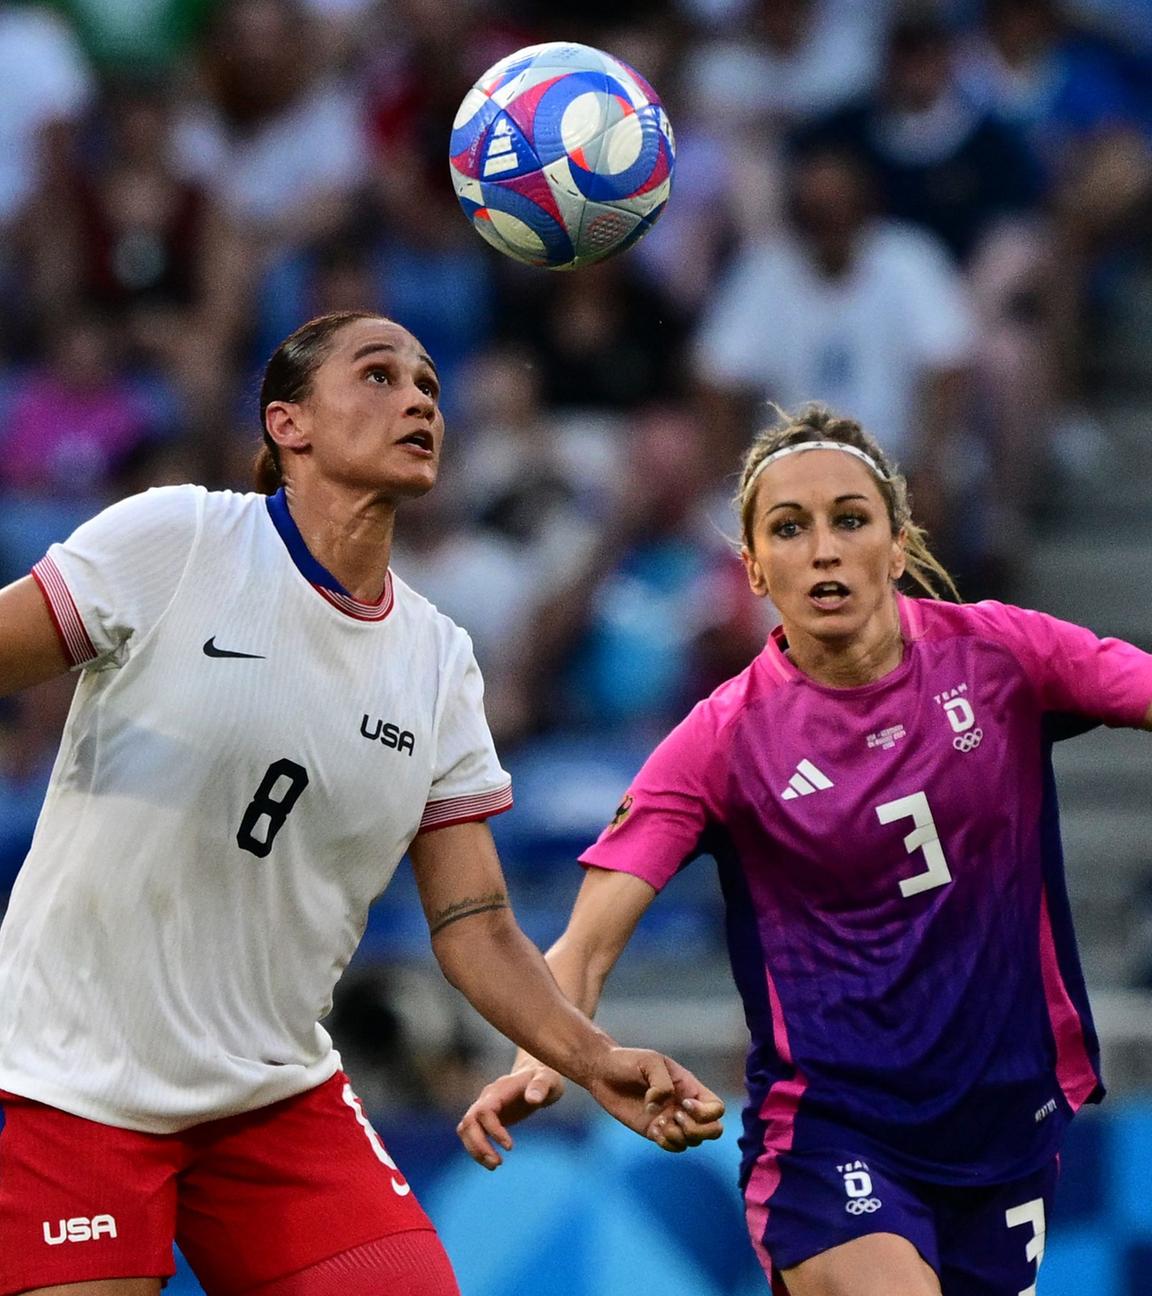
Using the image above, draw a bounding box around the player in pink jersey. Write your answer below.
[459,404,1152,1296]
[0,312,723,1296]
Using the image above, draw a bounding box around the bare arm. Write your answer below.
[410,824,722,1163]
[512,864,657,1059]
[0,577,71,697]
[455,864,725,1166]
[411,822,620,1084]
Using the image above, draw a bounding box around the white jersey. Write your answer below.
[0,486,511,1133]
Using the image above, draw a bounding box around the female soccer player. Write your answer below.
[0,311,724,1296]
[459,405,1152,1296]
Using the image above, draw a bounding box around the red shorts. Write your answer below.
[0,1071,440,1296]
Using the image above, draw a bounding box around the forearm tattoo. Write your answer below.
[428,891,510,936]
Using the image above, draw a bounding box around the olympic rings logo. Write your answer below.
[953,728,983,753]
[845,1197,882,1215]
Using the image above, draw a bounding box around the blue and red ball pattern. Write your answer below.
[449,42,676,270]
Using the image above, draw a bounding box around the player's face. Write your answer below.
[288,317,444,500]
[742,449,905,646]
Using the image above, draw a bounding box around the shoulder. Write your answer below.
[910,596,1052,657]
[197,487,269,523]
[62,484,209,548]
[389,570,475,659]
[681,646,784,744]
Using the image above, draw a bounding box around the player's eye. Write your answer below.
[836,512,868,530]
[418,377,440,398]
[366,368,390,384]
[771,518,802,538]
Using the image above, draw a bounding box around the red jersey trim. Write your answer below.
[418,784,513,833]
[31,557,97,668]
[313,571,395,622]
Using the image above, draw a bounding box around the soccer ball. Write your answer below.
[449,41,676,270]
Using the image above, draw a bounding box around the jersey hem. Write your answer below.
[0,1054,342,1135]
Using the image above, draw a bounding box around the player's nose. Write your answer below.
[811,522,842,566]
[403,384,436,419]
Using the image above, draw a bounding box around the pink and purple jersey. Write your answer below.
[581,596,1152,1185]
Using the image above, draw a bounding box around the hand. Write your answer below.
[585,1048,724,1154]
[642,1055,726,1152]
[457,1064,567,1169]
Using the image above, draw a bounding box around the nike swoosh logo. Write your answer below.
[203,637,266,660]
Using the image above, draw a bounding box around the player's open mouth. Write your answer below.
[397,430,434,455]
[808,581,850,609]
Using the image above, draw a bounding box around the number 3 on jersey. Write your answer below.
[875,791,952,898]
[237,758,310,858]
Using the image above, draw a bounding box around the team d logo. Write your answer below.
[43,1214,118,1245]
[934,683,983,753]
[838,1161,882,1215]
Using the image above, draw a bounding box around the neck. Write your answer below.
[282,476,397,602]
[784,596,904,688]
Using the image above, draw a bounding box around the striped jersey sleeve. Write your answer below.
[418,631,512,832]
[31,486,203,669]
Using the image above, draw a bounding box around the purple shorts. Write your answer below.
[745,1142,1057,1295]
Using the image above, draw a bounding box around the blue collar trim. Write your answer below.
[265,489,351,597]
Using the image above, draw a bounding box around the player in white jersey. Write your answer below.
[459,405,1152,1296]
[0,312,724,1296]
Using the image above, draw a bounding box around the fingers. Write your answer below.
[639,1054,676,1114]
[523,1065,564,1107]
[647,1109,688,1152]
[645,1062,725,1152]
[670,1104,724,1145]
[456,1067,568,1169]
[680,1093,726,1132]
[456,1100,511,1169]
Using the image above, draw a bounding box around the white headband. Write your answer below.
[746,440,888,492]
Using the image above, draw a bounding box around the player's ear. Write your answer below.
[265,401,311,453]
[742,546,770,598]
[890,528,907,583]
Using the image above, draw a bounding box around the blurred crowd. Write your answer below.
[3,0,1152,1102]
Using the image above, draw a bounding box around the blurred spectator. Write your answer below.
[0,312,166,494]
[172,0,367,345]
[957,0,1152,410]
[0,3,93,232]
[0,312,175,577]
[362,0,537,246]
[504,258,689,409]
[669,0,896,263]
[800,11,1045,265]
[798,12,1062,566]
[255,229,496,424]
[692,142,976,568]
[393,344,611,743]
[55,0,215,71]
[521,405,768,738]
[957,0,1144,165]
[681,0,892,130]
[29,78,210,375]
[0,2,94,351]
